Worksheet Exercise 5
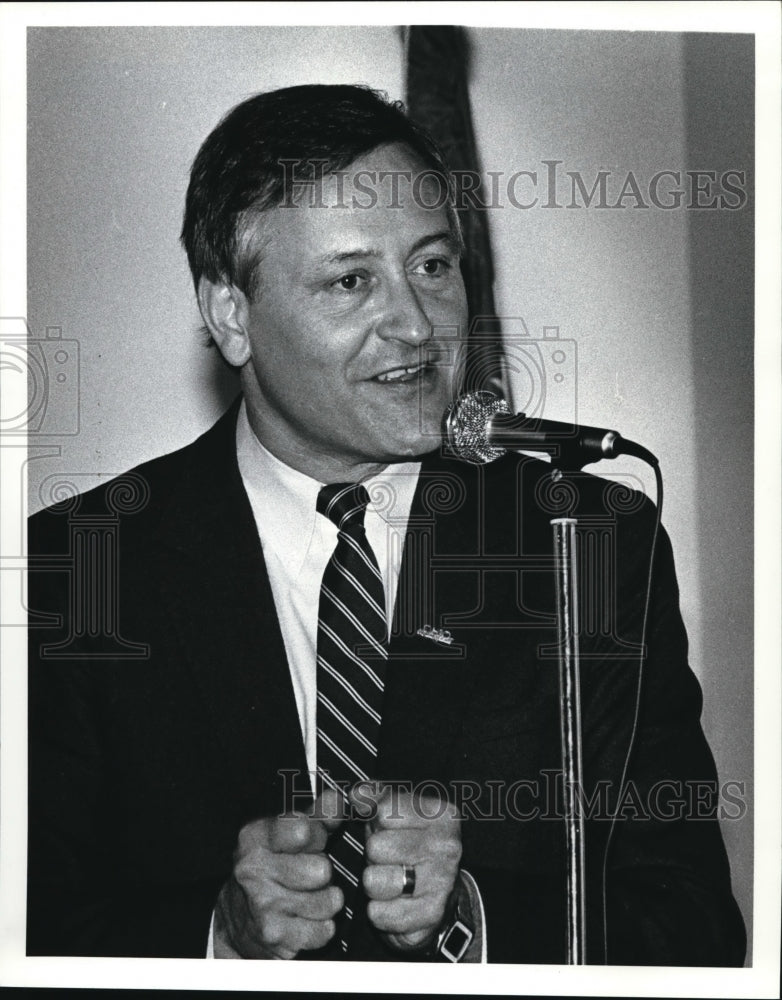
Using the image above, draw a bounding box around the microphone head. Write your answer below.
[443,390,511,464]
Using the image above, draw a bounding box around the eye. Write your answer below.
[417,257,452,277]
[333,273,363,291]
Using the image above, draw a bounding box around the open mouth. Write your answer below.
[372,363,428,384]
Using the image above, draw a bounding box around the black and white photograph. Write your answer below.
[1,3,779,995]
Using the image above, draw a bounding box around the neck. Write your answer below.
[243,399,390,485]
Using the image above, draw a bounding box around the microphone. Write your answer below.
[444,390,658,467]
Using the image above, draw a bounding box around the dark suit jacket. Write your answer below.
[27,401,746,964]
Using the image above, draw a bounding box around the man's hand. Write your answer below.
[213,791,345,959]
[352,782,462,953]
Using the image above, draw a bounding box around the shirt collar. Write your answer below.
[235,400,421,576]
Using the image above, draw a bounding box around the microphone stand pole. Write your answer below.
[551,510,586,965]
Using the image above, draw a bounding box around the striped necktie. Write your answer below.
[316,482,388,955]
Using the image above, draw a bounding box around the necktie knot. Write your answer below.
[317,483,371,533]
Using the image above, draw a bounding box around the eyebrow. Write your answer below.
[314,231,462,267]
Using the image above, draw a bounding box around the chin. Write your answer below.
[382,429,443,462]
[360,401,448,462]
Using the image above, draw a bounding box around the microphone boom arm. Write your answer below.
[488,413,658,470]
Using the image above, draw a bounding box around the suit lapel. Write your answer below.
[152,401,308,815]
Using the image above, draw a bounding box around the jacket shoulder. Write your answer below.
[28,401,241,551]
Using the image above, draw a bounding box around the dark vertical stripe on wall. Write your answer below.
[404,25,504,393]
[683,31,754,964]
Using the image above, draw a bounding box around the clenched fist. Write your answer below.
[351,782,463,953]
[213,790,345,959]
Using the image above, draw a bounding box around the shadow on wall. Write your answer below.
[683,31,754,963]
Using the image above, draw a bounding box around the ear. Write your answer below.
[197,277,252,368]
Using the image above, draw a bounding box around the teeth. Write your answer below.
[376,365,423,383]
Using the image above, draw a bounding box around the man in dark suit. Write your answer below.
[27,84,746,965]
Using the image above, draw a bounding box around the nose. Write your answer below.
[374,275,432,347]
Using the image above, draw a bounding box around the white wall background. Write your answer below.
[26,26,753,958]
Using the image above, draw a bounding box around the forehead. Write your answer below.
[250,143,456,262]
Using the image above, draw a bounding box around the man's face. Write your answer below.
[237,143,468,481]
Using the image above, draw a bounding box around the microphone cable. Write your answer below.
[599,459,663,963]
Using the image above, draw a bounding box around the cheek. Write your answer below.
[248,320,321,382]
[257,340,361,412]
[268,304,364,372]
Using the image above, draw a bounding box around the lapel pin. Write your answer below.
[416,624,454,646]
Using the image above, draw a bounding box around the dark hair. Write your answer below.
[181,84,455,299]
